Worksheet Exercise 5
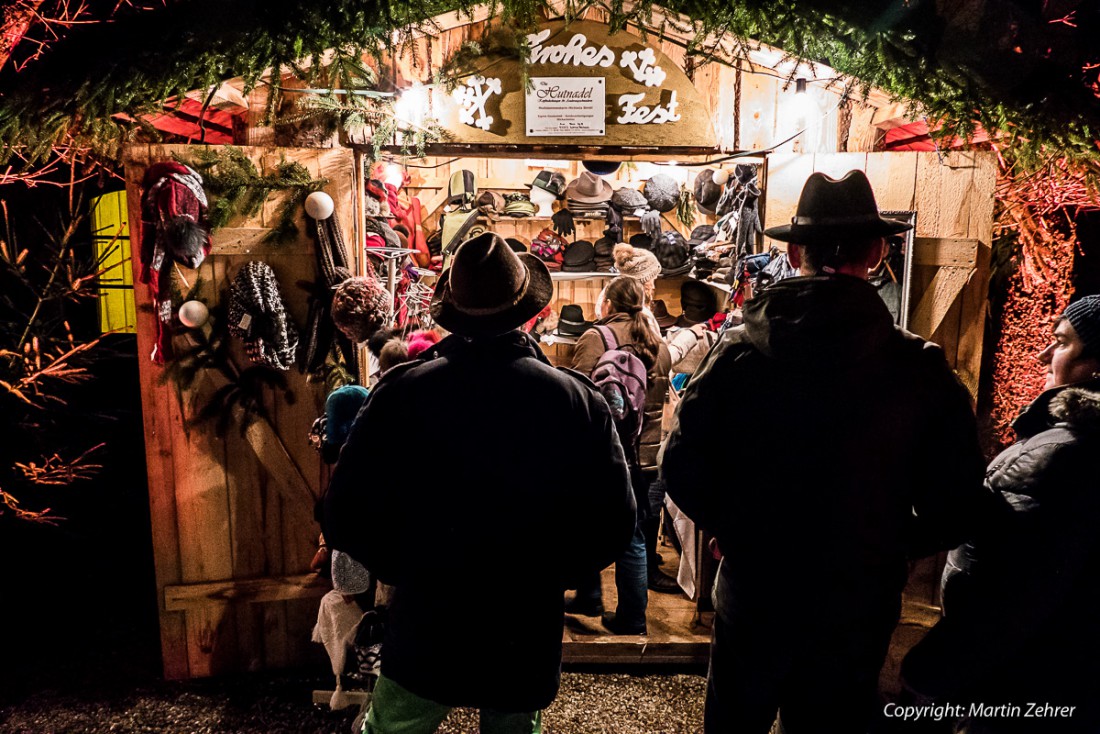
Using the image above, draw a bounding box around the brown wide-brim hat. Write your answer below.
[565,171,614,204]
[430,231,554,337]
[763,170,913,246]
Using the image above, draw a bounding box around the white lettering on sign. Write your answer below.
[616,90,681,124]
[526,29,615,68]
[452,75,502,131]
[620,48,666,87]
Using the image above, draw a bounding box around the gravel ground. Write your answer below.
[0,668,705,734]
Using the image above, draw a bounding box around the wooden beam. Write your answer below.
[164,573,330,611]
[909,265,974,339]
[912,237,979,268]
[313,690,371,707]
[562,636,709,665]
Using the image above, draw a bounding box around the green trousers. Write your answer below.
[363,674,543,734]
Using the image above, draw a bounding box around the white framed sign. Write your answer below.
[525,77,606,137]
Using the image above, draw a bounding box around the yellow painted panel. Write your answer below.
[90,190,136,334]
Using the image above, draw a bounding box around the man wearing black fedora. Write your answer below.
[661,171,993,734]
[323,232,636,734]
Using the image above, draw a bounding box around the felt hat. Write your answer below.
[650,299,677,329]
[644,174,680,213]
[505,236,530,253]
[693,169,723,215]
[582,161,622,176]
[530,171,567,198]
[331,275,393,344]
[556,304,592,336]
[629,232,654,251]
[763,170,913,245]
[431,232,554,337]
[562,240,596,272]
[611,187,648,212]
[680,279,719,324]
[1063,295,1100,359]
[565,171,614,203]
[613,242,661,284]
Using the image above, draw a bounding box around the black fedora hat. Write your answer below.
[764,170,913,245]
[583,161,621,176]
[430,232,554,337]
[693,169,722,215]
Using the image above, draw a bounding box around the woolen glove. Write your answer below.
[641,209,662,240]
[552,208,576,238]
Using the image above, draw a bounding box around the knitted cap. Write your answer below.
[613,243,661,284]
[1063,295,1100,358]
[332,276,392,344]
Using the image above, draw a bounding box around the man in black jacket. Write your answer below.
[323,232,635,734]
[660,171,992,734]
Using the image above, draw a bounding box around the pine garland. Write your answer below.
[181,146,327,244]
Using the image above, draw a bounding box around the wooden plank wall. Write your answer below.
[124,144,358,678]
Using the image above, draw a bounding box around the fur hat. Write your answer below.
[331,276,392,344]
[378,338,410,373]
[613,243,661,284]
[1063,295,1100,359]
[644,174,680,213]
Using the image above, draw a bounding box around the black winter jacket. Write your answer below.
[322,330,635,712]
[660,275,991,623]
[903,378,1100,717]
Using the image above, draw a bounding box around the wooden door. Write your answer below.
[124,144,358,678]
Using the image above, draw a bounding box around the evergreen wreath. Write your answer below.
[179,146,328,245]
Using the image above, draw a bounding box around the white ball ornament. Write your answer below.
[304,191,335,220]
[178,300,209,328]
[712,168,730,186]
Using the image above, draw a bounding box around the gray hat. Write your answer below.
[611,187,647,212]
[644,174,680,213]
[1064,295,1100,359]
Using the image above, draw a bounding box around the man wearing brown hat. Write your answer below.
[660,170,994,734]
[323,232,636,734]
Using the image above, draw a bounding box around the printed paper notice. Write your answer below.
[526,77,606,137]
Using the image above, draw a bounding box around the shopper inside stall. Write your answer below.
[902,294,1100,733]
[661,170,994,734]
[567,275,673,633]
[322,232,635,734]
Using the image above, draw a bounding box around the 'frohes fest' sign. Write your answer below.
[442,20,717,149]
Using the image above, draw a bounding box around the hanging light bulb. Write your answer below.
[791,77,819,128]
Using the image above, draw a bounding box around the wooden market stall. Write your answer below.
[127,2,995,679]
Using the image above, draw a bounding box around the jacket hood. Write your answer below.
[1049,382,1100,430]
[742,275,895,365]
[1013,377,1100,438]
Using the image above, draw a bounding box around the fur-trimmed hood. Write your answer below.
[1014,377,1100,438]
[1050,384,1100,430]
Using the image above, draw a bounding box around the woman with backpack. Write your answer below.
[566,276,672,635]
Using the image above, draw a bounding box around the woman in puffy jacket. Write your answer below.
[903,295,1100,733]
[566,275,672,635]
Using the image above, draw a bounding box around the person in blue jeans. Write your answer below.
[567,274,672,635]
